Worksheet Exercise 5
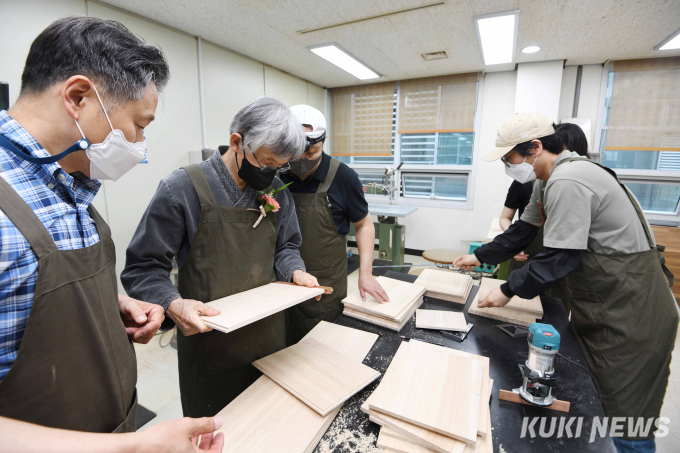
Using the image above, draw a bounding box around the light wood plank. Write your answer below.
[253,338,380,416]
[369,341,483,444]
[202,282,324,333]
[343,297,422,331]
[343,276,426,321]
[416,309,469,332]
[414,269,474,303]
[499,389,571,412]
[478,278,543,316]
[214,321,378,453]
[378,427,439,453]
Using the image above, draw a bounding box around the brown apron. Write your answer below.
[176,164,284,417]
[0,175,137,433]
[286,158,348,345]
[539,157,678,440]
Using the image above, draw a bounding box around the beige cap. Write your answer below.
[482,112,555,162]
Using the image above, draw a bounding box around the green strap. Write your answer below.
[318,157,341,193]
[183,164,218,206]
[555,156,656,248]
[0,175,58,258]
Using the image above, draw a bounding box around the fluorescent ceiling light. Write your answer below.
[309,44,380,80]
[522,46,540,54]
[655,29,680,50]
[474,10,520,65]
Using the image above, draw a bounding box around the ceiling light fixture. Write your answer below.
[473,10,520,65]
[522,46,540,54]
[655,28,680,50]
[421,51,448,61]
[309,44,380,80]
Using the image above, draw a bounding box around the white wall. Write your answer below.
[1,0,324,292]
[397,71,518,252]
[515,60,565,122]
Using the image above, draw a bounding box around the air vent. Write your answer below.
[421,51,448,61]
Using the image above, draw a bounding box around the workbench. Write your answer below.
[314,271,615,452]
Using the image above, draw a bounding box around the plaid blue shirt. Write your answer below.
[0,111,101,381]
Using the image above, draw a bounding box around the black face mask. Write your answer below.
[290,152,323,178]
[235,147,277,191]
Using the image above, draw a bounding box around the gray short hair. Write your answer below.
[20,16,169,111]
[230,97,305,161]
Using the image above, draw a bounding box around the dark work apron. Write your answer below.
[539,157,678,440]
[176,164,284,417]
[506,226,573,315]
[0,173,137,433]
[286,158,348,345]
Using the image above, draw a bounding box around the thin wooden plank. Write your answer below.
[369,341,483,444]
[343,296,422,331]
[343,276,426,321]
[214,321,378,453]
[468,281,537,327]
[253,338,381,416]
[203,282,324,333]
[499,389,571,412]
[378,427,438,453]
[414,269,474,303]
[416,309,469,332]
[478,278,543,316]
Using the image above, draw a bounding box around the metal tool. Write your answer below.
[495,323,529,338]
[514,323,560,407]
[440,323,474,342]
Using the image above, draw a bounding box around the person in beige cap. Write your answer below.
[454,112,677,452]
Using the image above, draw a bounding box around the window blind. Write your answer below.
[397,73,478,134]
[605,57,680,152]
[330,82,395,156]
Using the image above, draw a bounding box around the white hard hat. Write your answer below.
[290,104,326,140]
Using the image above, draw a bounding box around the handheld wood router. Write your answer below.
[517,323,560,406]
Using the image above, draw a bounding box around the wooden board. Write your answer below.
[499,389,571,412]
[252,338,380,416]
[214,321,378,453]
[416,309,469,332]
[369,340,483,444]
[343,296,422,331]
[343,276,426,321]
[468,279,538,327]
[478,278,543,316]
[202,282,324,333]
[378,427,439,453]
[414,269,474,303]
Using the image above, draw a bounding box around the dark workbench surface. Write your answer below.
[313,271,616,453]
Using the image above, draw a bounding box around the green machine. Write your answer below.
[348,204,418,267]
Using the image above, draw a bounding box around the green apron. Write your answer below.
[539,157,678,440]
[0,175,137,433]
[176,164,284,417]
[286,158,348,345]
[506,226,573,315]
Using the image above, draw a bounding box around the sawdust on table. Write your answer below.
[314,394,382,453]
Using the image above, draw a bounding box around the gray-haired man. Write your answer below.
[122,96,319,417]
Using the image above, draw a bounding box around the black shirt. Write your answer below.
[280,153,369,236]
[504,180,533,219]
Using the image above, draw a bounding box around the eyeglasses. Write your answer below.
[240,133,291,172]
[500,150,517,168]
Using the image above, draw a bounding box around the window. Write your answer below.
[330,73,481,208]
[597,58,680,218]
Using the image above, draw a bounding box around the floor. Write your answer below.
[133,250,680,453]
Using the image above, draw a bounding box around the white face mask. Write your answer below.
[74,85,146,181]
[505,154,539,184]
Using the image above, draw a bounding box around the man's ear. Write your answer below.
[229,132,243,153]
[531,139,544,156]
[61,76,95,121]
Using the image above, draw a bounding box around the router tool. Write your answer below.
[515,322,560,406]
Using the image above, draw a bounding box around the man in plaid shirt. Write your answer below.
[0,16,224,452]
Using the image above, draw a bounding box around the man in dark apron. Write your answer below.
[280,104,389,345]
[1,16,223,451]
[455,112,678,453]
[122,97,321,418]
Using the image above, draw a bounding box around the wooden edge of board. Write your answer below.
[498,389,570,412]
[275,281,333,294]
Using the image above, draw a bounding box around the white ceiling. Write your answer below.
[101,0,680,88]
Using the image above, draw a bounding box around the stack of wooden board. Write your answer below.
[202,282,325,333]
[342,276,426,331]
[213,321,379,452]
[413,269,474,305]
[362,340,493,453]
[468,278,543,327]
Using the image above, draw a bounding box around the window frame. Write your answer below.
[594,64,680,222]
[338,76,483,210]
